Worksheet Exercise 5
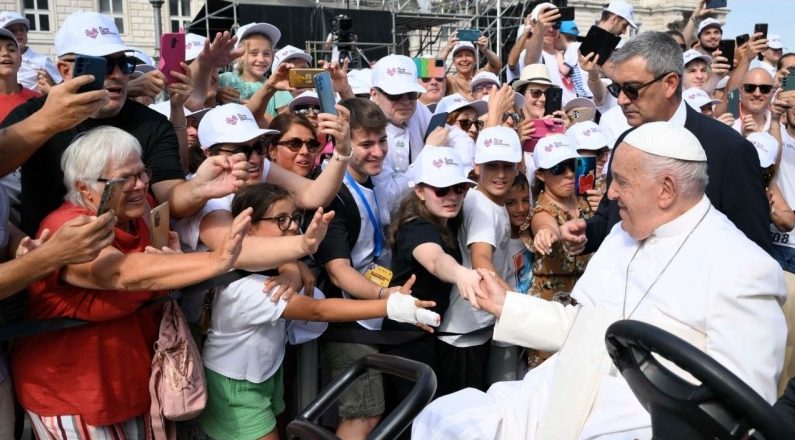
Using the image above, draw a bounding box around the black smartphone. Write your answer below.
[74,55,107,93]
[727,89,740,118]
[754,23,768,40]
[424,112,448,142]
[705,0,727,8]
[554,7,575,22]
[96,178,126,216]
[578,26,622,66]
[313,71,337,116]
[544,87,563,116]
[735,33,750,46]
[718,39,735,70]
[783,70,795,92]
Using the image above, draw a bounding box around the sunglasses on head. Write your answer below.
[742,83,773,94]
[546,158,576,176]
[457,119,484,131]
[274,138,322,153]
[420,77,445,83]
[377,88,419,101]
[427,183,470,197]
[607,72,675,100]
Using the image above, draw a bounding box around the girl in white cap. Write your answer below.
[218,22,281,102]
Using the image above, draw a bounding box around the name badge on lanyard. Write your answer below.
[345,173,393,287]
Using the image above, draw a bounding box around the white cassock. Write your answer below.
[413,196,787,440]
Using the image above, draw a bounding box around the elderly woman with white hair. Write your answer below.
[10,126,251,439]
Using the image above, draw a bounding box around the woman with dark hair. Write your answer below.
[265,113,322,178]
[382,147,483,421]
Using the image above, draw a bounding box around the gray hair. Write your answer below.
[61,126,142,208]
[610,32,684,99]
[643,152,709,201]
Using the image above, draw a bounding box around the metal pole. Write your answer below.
[496,0,501,62]
[149,0,164,54]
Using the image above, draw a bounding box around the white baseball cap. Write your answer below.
[697,18,722,36]
[768,34,783,50]
[0,11,29,30]
[683,49,712,66]
[272,45,313,74]
[533,134,579,169]
[0,28,18,49]
[185,33,207,62]
[623,121,706,162]
[198,103,277,149]
[411,147,476,188]
[604,1,638,29]
[55,11,132,57]
[530,2,558,22]
[371,54,426,95]
[235,22,281,49]
[451,41,476,58]
[683,87,720,110]
[471,71,500,91]
[288,91,320,112]
[475,126,521,164]
[747,132,779,168]
[434,93,489,117]
[566,122,610,151]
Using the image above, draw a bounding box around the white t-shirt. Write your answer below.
[732,109,772,134]
[438,189,511,347]
[202,274,289,383]
[773,126,795,248]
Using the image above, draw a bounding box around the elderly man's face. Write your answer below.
[607,144,661,240]
[740,69,774,115]
[612,56,681,126]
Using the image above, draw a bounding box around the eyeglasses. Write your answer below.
[546,159,575,176]
[64,55,137,75]
[420,77,445,83]
[97,167,151,191]
[502,112,522,124]
[427,183,470,197]
[258,212,303,231]
[294,105,320,116]
[456,119,484,131]
[526,88,544,99]
[274,138,323,152]
[215,143,266,158]
[607,72,675,100]
[376,88,419,101]
[742,83,773,94]
[474,82,498,92]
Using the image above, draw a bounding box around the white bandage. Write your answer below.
[386,293,441,327]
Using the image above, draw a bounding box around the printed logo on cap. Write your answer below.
[85,26,117,39]
[544,140,568,152]
[226,115,238,125]
[483,137,513,149]
[432,157,461,168]
[225,113,254,126]
[386,66,412,78]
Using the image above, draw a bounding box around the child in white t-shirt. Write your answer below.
[198,182,438,440]
[435,126,521,396]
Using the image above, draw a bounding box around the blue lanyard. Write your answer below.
[344,173,383,258]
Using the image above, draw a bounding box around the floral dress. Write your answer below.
[520,190,594,367]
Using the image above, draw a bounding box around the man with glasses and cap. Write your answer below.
[560,31,772,256]
[0,11,249,236]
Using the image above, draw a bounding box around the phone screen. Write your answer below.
[575,156,597,195]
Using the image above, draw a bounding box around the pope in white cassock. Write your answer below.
[412,122,788,440]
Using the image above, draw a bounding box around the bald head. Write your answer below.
[740,68,775,115]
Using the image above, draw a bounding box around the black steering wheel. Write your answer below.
[286,353,436,440]
[605,320,795,440]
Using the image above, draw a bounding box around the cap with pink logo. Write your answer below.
[475,126,522,164]
[371,54,427,95]
[434,93,488,117]
[533,134,579,170]
[683,87,720,110]
[411,147,476,188]
[272,45,313,73]
[566,121,611,151]
[198,103,278,149]
[54,11,131,57]
[185,33,207,62]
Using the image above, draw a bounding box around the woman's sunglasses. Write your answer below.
[457,119,484,131]
[427,183,469,197]
[274,138,322,153]
[546,159,576,176]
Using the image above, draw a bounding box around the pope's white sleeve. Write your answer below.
[704,259,787,404]
[493,292,579,351]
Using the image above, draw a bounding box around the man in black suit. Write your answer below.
[562,31,772,254]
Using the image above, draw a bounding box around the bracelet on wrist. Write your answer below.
[172,120,188,130]
[333,150,352,162]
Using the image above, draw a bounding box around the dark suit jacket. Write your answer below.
[584,104,772,254]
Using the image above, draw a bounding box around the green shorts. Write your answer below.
[199,367,285,440]
[323,341,384,418]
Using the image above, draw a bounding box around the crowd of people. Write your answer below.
[0,0,793,438]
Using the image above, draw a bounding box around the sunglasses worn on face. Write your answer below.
[457,119,484,131]
[547,159,575,176]
[63,55,138,75]
[502,112,522,124]
[216,143,266,158]
[420,77,446,83]
[295,106,320,116]
[428,183,469,197]
[607,72,674,100]
[258,212,303,231]
[526,88,544,99]
[742,83,773,94]
[275,138,322,152]
[377,88,419,101]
